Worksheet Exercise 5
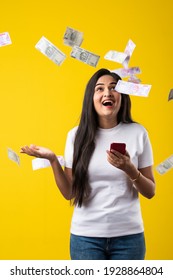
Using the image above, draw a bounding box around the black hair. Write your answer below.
[72,68,134,207]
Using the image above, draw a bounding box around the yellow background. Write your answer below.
[0,0,173,260]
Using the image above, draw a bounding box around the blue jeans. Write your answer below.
[70,232,146,260]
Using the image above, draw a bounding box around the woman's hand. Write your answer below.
[106,149,132,172]
[107,149,155,198]
[21,144,73,199]
[20,144,56,163]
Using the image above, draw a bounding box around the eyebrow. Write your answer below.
[95,82,117,87]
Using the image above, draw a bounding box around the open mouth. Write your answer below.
[102,100,114,106]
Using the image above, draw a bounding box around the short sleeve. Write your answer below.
[64,127,78,168]
[138,131,154,169]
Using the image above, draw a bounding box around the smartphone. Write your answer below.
[110,143,126,155]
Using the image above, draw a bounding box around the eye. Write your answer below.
[95,87,104,92]
[110,86,116,91]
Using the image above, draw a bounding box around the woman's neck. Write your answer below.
[98,117,118,129]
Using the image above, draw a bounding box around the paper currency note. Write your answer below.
[63,27,83,47]
[71,46,100,67]
[156,155,173,174]
[8,148,20,165]
[35,36,66,66]
[168,89,173,101]
[32,156,64,170]
[104,50,128,64]
[111,67,141,78]
[128,75,141,84]
[115,80,151,97]
[0,32,12,47]
[122,39,136,68]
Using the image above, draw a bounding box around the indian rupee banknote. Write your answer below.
[71,46,100,67]
[111,67,141,78]
[104,50,128,64]
[0,32,12,47]
[8,148,20,165]
[128,75,141,84]
[115,80,151,97]
[156,155,173,174]
[168,89,173,101]
[35,36,66,66]
[122,39,136,68]
[63,27,83,47]
[32,156,64,170]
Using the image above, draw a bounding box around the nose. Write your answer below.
[104,88,112,97]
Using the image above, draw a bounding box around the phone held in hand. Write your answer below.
[110,143,126,155]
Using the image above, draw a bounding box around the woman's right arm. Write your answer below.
[50,156,73,200]
[20,144,73,200]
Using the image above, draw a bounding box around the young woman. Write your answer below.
[21,68,155,260]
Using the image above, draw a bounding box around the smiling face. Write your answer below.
[93,74,122,128]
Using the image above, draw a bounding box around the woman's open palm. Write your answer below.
[20,144,56,162]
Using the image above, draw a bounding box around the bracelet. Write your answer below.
[131,171,141,182]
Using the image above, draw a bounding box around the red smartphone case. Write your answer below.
[110,143,126,155]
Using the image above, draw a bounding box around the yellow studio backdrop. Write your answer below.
[0,0,172,260]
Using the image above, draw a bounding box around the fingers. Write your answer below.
[20,144,39,157]
[108,149,130,159]
[107,150,121,166]
[30,144,39,150]
[108,149,123,158]
[106,149,129,169]
[20,145,29,153]
[125,150,130,158]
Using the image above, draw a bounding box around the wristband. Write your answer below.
[131,171,141,182]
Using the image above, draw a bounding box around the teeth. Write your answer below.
[102,100,113,106]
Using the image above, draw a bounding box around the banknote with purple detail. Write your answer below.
[115,80,151,97]
[0,32,12,47]
[128,75,141,84]
[111,67,141,78]
[122,39,136,68]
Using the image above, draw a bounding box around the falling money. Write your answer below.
[63,27,83,47]
[156,155,173,174]
[70,46,100,67]
[32,156,64,170]
[0,32,12,47]
[8,148,20,165]
[168,89,173,101]
[115,80,151,97]
[35,36,66,66]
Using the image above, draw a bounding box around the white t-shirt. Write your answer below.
[64,122,153,237]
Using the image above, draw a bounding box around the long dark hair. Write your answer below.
[72,68,134,207]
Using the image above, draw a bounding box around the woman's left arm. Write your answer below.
[107,150,156,199]
[126,165,155,199]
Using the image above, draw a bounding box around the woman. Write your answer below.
[21,68,155,260]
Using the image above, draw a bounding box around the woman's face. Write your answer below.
[93,75,122,128]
